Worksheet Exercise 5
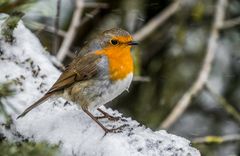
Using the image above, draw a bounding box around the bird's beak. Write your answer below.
[128,41,138,46]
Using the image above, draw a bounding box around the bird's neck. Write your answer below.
[95,46,133,81]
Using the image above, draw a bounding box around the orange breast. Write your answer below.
[95,46,133,81]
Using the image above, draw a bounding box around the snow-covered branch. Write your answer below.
[0,15,200,156]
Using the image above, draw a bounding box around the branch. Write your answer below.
[133,76,151,82]
[205,83,240,123]
[192,134,240,144]
[133,0,181,41]
[25,21,66,37]
[160,0,228,129]
[84,2,108,9]
[79,8,101,27]
[220,16,240,29]
[44,25,66,37]
[57,0,84,61]
[53,0,61,54]
[0,17,200,156]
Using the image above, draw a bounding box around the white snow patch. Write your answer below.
[0,16,200,156]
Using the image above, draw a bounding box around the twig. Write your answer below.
[205,83,240,123]
[84,2,108,9]
[160,0,228,129]
[67,52,76,59]
[48,55,65,71]
[192,134,240,144]
[26,21,66,37]
[53,0,62,54]
[57,0,84,61]
[133,0,181,41]
[133,76,151,82]
[79,8,101,27]
[44,25,66,37]
[220,16,240,29]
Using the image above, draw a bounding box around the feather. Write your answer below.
[17,53,102,118]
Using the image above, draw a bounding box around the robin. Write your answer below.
[17,28,138,133]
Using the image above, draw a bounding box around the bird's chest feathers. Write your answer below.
[96,47,133,81]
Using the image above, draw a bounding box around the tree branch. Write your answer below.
[79,8,101,27]
[205,83,240,123]
[192,134,240,144]
[160,0,228,129]
[43,24,66,37]
[220,16,240,29]
[84,2,108,9]
[53,0,61,54]
[133,0,181,41]
[57,0,84,61]
[133,76,151,82]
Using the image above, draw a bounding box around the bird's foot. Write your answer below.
[96,108,120,121]
[95,115,120,121]
[103,124,127,136]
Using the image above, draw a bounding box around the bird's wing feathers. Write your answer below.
[47,53,102,94]
[17,53,102,119]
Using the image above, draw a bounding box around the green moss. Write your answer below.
[1,12,24,43]
[0,82,14,98]
[0,140,58,156]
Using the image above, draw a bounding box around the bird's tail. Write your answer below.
[17,93,52,119]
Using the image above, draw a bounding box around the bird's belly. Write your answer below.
[89,73,133,109]
[63,73,133,110]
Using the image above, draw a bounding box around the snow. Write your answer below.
[0,15,200,156]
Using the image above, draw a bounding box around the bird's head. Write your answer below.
[80,28,138,55]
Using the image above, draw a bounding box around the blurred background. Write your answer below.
[1,0,240,155]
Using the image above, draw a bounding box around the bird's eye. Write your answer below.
[110,39,118,45]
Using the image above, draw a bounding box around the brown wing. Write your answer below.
[47,53,102,94]
[17,53,102,119]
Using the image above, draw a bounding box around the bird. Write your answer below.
[17,28,138,133]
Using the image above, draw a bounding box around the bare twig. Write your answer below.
[205,83,240,123]
[84,2,108,9]
[26,21,66,37]
[133,0,181,41]
[48,55,65,71]
[192,134,240,144]
[79,8,101,27]
[67,51,76,59]
[44,25,66,37]
[160,0,228,129]
[133,76,151,82]
[53,0,62,54]
[220,17,240,29]
[57,0,84,61]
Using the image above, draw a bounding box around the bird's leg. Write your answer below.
[82,108,122,134]
[95,108,120,121]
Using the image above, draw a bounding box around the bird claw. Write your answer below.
[103,124,127,136]
[95,115,120,121]
[96,108,120,121]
